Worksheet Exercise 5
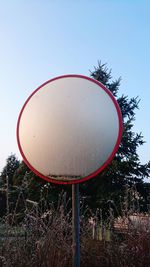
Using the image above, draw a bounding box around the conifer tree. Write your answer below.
[81,62,150,212]
[0,154,20,186]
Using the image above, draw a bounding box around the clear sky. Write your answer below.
[0,1,150,177]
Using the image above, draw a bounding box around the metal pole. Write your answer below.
[72,183,80,267]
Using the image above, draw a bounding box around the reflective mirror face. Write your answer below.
[17,75,122,184]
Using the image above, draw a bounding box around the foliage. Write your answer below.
[0,154,20,186]
[13,160,72,207]
[0,198,150,267]
[80,61,150,214]
[0,191,6,217]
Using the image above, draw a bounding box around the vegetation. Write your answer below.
[0,193,150,267]
[0,62,150,216]
[0,154,20,186]
[0,61,150,266]
[81,61,150,214]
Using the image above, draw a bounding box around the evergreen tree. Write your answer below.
[13,160,44,201]
[0,154,20,186]
[81,61,150,213]
[13,161,69,206]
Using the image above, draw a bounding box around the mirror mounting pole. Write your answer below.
[72,183,80,267]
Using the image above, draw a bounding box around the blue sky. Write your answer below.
[0,1,150,177]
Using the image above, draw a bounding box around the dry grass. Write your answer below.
[0,194,150,267]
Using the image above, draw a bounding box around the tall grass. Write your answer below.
[0,191,150,267]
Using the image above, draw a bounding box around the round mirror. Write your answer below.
[17,75,122,184]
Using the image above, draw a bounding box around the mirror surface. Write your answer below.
[17,75,122,184]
